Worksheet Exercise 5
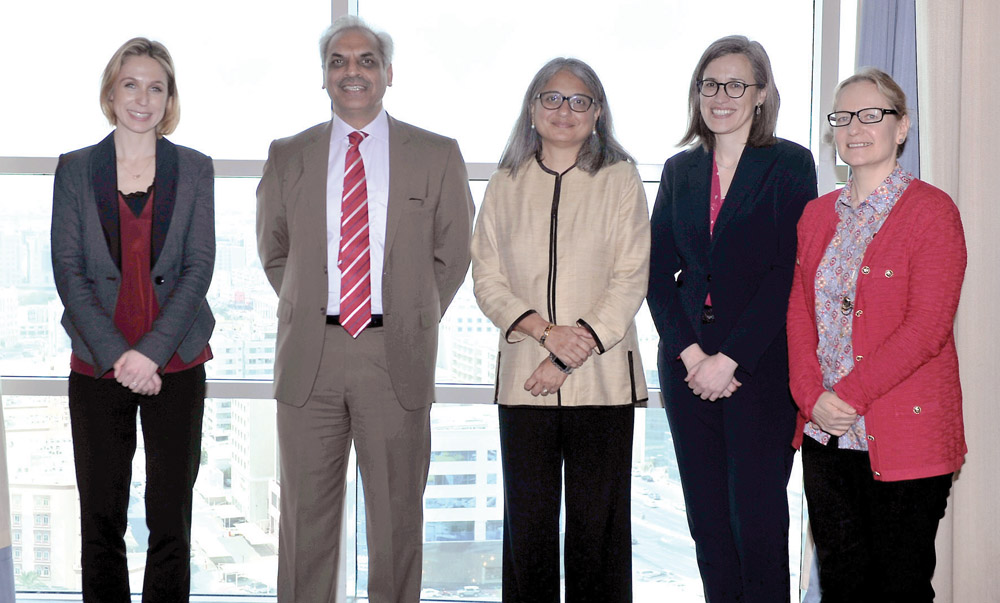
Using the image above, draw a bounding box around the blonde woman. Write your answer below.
[51,38,214,601]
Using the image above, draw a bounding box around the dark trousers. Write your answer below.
[69,365,205,603]
[661,344,797,603]
[801,436,953,603]
[498,404,634,603]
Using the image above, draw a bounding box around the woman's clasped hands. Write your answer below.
[524,321,596,397]
[680,343,742,401]
[113,349,162,396]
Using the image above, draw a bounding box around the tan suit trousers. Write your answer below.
[276,324,431,603]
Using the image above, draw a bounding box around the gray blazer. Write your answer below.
[51,133,216,377]
[256,116,474,409]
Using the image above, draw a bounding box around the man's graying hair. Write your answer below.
[319,15,394,67]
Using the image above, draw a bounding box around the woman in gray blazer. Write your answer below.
[51,38,214,602]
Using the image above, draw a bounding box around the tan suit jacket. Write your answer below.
[257,116,474,409]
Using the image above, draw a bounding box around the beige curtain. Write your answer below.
[917,1,1000,601]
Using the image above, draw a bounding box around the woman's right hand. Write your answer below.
[542,325,595,368]
[811,391,858,436]
[513,314,594,368]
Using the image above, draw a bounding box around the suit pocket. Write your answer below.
[404,198,434,221]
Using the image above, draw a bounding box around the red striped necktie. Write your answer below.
[338,130,371,338]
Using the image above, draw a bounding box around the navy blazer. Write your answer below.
[51,133,216,377]
[648,138,817,377]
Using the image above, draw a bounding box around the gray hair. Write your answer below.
[319,15,394,68]
[499,57,634,177]
[679,35,780,151]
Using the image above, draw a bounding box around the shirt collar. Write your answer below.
[837,164,913,213]
[331,109,389,144]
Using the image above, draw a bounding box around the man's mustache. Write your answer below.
[337,77,370,88]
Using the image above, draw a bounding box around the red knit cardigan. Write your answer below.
[787,179,967,482]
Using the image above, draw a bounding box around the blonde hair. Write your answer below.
[833,67,909,157]
[100,37,180,137]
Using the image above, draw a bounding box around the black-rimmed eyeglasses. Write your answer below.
[535,91,595,112]
[827,108,900,127]
[697,80,763,99]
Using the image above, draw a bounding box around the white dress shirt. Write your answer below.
[326,110,390,314]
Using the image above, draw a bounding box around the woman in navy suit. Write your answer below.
[51,38,214,602]
[647,36,817,602]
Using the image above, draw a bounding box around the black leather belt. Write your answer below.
[326,314,383,328]
[701,305,715,325]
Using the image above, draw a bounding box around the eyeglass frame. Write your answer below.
[827,107,900,127]
[534,91,596,112]
[696,80,764,99]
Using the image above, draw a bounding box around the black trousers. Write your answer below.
[69,365,205,603]
[801,436,953,603]
[661,339,798,603]
[498,404,634,603]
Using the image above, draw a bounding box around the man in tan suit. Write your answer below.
[256,15,474,603]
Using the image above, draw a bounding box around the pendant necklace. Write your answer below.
[117,155,155,180]
[840,266,858,316]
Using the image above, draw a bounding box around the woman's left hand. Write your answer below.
[685,352,741,401]
[114,350,161,396]
[524,358,569,397]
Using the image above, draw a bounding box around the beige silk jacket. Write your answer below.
[471,158,650,407]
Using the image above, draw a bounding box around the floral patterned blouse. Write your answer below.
[805,165,913,449]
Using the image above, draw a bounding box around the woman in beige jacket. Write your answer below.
[471,57,649,603]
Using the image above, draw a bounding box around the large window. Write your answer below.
[0,0,854,601]
[356,0,813,165]
[0,1,331,159]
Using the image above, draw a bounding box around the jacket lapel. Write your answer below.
[682,148,712,256]
[710,144,771,248]
[383,115,411,261]
[302,122,332,262]
[151,136,179,267]
[90,133,121,267]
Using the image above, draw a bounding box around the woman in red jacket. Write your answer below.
[787,68,966,602]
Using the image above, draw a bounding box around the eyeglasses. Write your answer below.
[535,91,595,112]
[697,80,763,99]
[827,108,900,127]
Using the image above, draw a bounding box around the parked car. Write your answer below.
[457,585,481,597]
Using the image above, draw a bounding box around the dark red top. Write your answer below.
[71,188,211,377]
[704,157,726,306]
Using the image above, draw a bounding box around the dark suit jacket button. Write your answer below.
[154,276,165,285]
[706,273,712,282]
